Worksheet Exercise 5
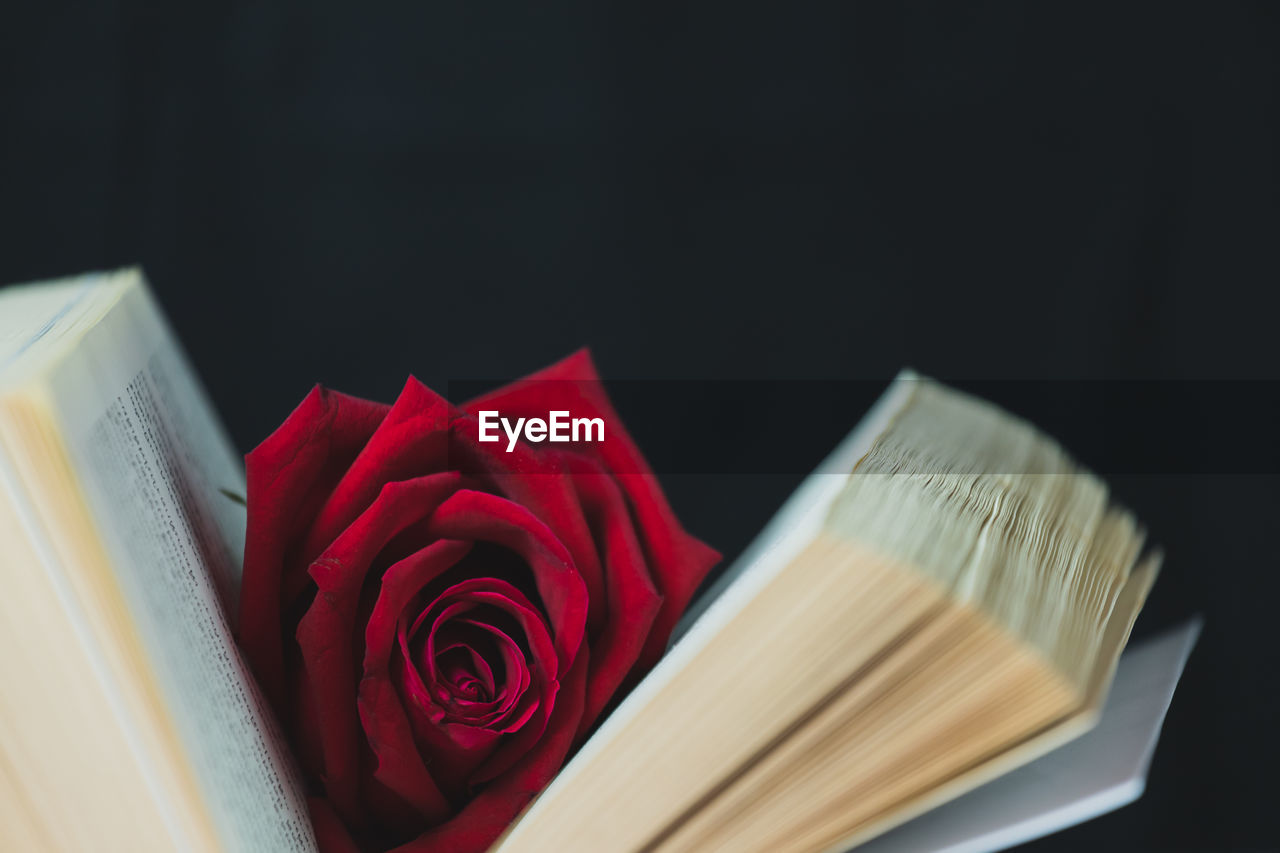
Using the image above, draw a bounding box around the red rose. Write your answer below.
[237,350,718,852]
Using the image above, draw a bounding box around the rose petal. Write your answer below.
[299,474,462,823]
[447,416,607,638]
[436,646,490,701]
[394,634,509,793]
[448,622,536,732]
[396,578,562,787]
[424,490,588,669]
[241,386,389,710]
[412,602,539,725]
[297,377,455,574]
[308,796,364,853]
[356,538,471,822]
[412,579,560,689]
[432,641,497,707]
[388,648,589,853]
[414,620,531,727]
[555,450,663,732]
[463,348,720,670]
[395,621,534,794]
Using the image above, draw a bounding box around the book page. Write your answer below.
[850,619,1200,853]
[43,275,315,852]
[0,274,101,375]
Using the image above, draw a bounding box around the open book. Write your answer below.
[0,270,1190,853]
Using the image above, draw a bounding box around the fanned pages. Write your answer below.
[854,619,1199,853]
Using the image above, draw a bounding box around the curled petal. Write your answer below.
[435,642,496,700]
[406,619,531,729]
[463,349,720,671]
[554,450,663,731]
[389,648,589,853]
[357,538,471,821]
[447,416,606,637]
[308,797,364,853]
[297,378,456,574]
[400,578,562,788]
[412,579,560,689]
[240,386,389,711]
[424,490,588,670]
[298,475,462,823]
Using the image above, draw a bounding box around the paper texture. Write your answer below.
[851,619,1200,853]
[46,277,316,853]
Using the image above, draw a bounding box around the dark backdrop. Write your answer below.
[3,3,1278,850]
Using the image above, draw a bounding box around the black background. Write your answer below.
[3,3,1278,850]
